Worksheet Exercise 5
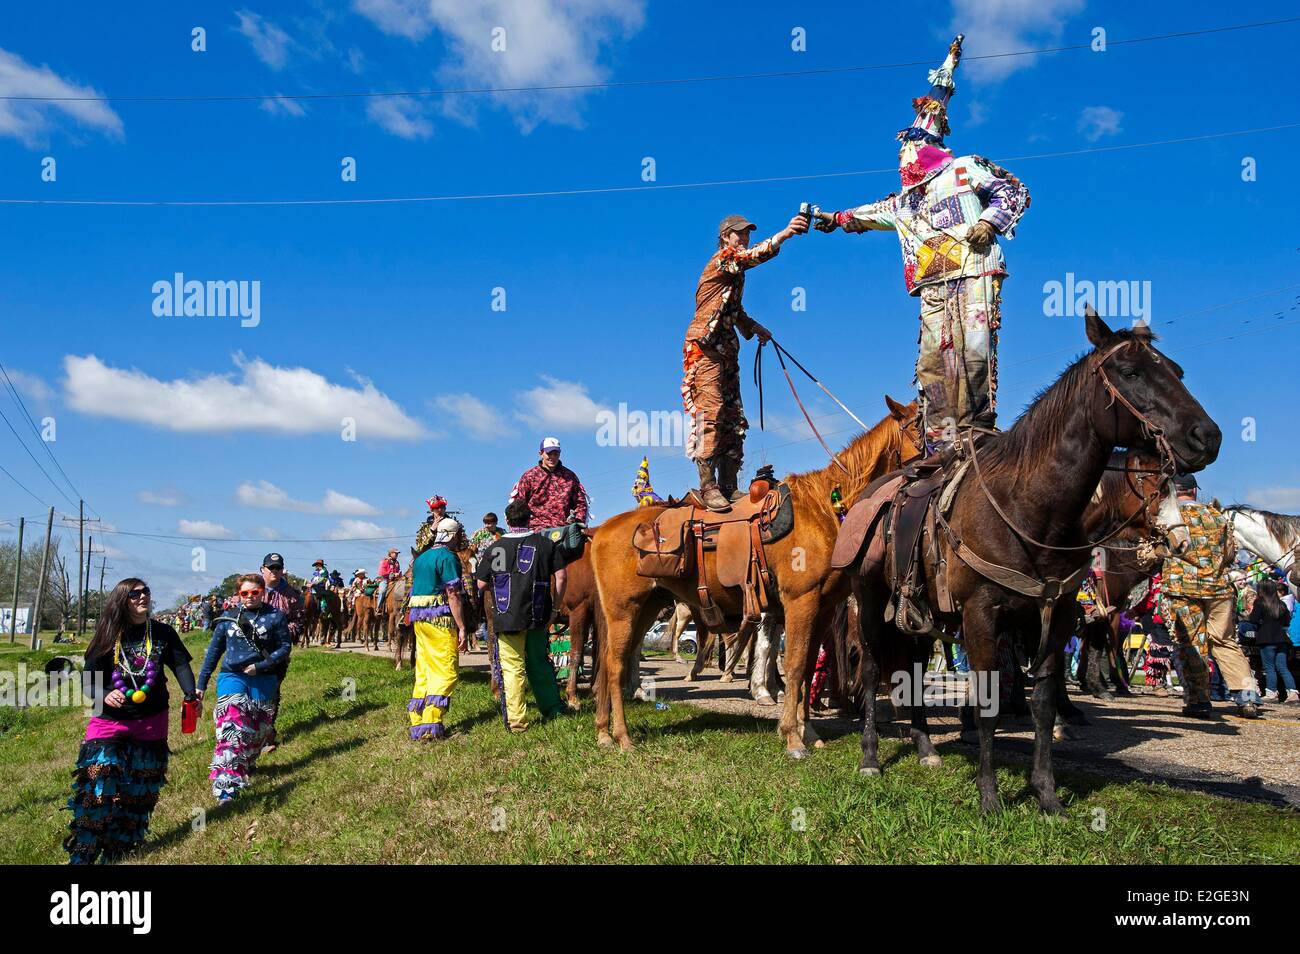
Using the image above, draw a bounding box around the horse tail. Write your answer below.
[829,598,867,719]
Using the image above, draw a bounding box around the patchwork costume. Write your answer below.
[824,36,1030,450]
[1160,501,1257,708]
[407,542,464,740]
[509,462,590,530]
[683,234,781,499]
[476,529,564,730]
[197,606,291,800]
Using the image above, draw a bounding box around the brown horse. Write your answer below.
[348,588,381,650]
[556,547,602,710]
[850,313,1220,813]
[1074,448,1190,699]
[592,396,923,755]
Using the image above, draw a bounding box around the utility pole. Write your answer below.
[8,516,23,643]
[77,500,84,638]
[99,556,107,594]
[83,534,93,633]
[30,507,53,650]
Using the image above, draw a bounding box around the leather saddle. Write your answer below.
[632,479,793,628]
[832,446,974,636]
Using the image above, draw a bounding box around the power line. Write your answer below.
[0,462,48,508]
[5,16,1297,104]
[0,361,90,509]
[0,404,77,508]
[6,121,1297,207]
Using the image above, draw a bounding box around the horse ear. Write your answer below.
[884,394,908,419]
[1084,305,1113,347]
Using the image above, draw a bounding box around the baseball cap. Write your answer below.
[540,437,562,453]
[262,552,284,569]
[1173,472,1199,493]
[719,214,757,237]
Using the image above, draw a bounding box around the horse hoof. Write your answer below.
[618,740,635,753]
[719,673,734,683]
[1052,725,1068,742]
[859,766,881,777]
[752,692,777,707]
[597,734,614,748]
[919,754,942,767]
[785,747,809,761]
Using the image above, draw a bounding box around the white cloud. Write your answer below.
[235,9,294,70]
[435,392,515,440]
[2,367,54,404]
[1078,105,1122,142]
[950,0,1085,83]
[1245,487,1300,511]
[0,48,123,147]
[365,96,434,139]
[62,354,426,440]
[235,479,380,516]
[138,489,185,507]
[260,95,307,117]
[325,519,396,540]
[352,0,435,40]
[250,525,283,540]
[355,0,646,133]
[514,376,608,430]
[178,519,233,539]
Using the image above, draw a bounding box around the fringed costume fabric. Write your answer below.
[65,713,170,865]
[209,671,278,800]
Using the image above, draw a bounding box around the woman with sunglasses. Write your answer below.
[197,574,291,802]
[65,578,198,864]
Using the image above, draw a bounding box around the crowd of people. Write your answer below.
[62,436,591,864]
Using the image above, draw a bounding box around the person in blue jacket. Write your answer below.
[197,573,291,802]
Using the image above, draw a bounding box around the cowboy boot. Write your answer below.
[696,458,730,511]
[717,457,745,501]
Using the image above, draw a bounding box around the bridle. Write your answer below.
[1088,338,1179,482]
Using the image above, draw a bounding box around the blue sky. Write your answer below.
[1,0,1297,605]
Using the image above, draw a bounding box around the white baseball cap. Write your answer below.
[540,436,561,453]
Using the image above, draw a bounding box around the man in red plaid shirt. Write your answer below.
[509,437,590,530]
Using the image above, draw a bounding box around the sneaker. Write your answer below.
[1181,702,1215,720]
[1262,689,1279,702]
[1237,702,1260,719]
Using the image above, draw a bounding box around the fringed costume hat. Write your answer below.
[898,34,963,189]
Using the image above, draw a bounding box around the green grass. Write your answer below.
[1,631,1295,864]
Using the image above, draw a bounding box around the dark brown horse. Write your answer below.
[592,397,923,755]
[850,313,1220,813]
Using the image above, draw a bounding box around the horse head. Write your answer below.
[885,394,925,467]
[1083,309,1221,473]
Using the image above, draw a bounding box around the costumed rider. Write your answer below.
[813,35,1030,454]
[685,211,807,510]
[308,558,331,617]
[406,514,470,741]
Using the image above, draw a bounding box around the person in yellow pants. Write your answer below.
[476,500,568,732]
[407,516,469,741]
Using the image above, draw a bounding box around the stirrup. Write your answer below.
[895,595,934,636]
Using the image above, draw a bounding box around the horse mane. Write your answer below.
[785,411,903,517]
[983,326,1157,475]
[1226,505,1300,549]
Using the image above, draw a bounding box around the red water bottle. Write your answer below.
[182,699,200,734]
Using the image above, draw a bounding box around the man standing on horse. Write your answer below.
[685,211,808,510]
[509,438,590,529]
[813,35,1031,453]
[1161,473,1261,719]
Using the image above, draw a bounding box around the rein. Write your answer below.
[754,337,905,476]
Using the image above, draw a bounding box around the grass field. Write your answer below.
[1,632,1296,864]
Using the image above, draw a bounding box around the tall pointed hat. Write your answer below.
[631,456,662,507]
[898,34,963,187]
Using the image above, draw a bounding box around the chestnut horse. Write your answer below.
[850,314,1220,813]
[592,396,923,755]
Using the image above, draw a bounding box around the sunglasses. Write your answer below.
[128,587,151,599]
[240,588,265,597]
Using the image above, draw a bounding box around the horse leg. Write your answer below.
[720,624,752,683]
[749,615,777,706]
[855,586,884,775]
[960,601,1002,814]
[685,628,711,682]
[778,594,819,758]
[599,598,655,750]
[907,636,941,766]
[1027,612,1072,815]
[566,604,588,711]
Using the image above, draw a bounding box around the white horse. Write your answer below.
[1224,505,1300,583]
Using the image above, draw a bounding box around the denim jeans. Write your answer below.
[1259,644,1297,694]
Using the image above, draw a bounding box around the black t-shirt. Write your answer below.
[474,532,558,633]
[84,620,194,720]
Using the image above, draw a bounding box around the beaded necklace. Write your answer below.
[112,618,158,705]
